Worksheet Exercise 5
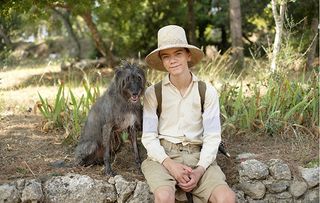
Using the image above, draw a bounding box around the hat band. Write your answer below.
[158,38,188,47]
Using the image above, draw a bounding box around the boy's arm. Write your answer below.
[197,84,221,169]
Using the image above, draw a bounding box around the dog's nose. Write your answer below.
[132,92,139,96]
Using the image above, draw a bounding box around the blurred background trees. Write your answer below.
[0,0,318,71]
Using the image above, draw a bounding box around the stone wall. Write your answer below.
[233,157,319,203]
[0,157,318,203]
[0,174,153,203]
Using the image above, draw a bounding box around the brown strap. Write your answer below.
[155,80,206,117]
[198,80,206,113]
[154,81,162,118]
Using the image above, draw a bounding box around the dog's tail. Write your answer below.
[75,141,101,166]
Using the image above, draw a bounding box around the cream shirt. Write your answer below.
[142,73,221,169]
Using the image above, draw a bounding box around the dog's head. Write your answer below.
[114,61,146,104]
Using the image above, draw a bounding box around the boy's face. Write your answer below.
[159,48,191,75]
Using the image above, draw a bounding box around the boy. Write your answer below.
[142,25,235,203]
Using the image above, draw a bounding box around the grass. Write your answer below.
[191,49,319,138]
[47,66,319,144]
[220,72,317,137]
[37,62,318,145]
[306,159,320,168]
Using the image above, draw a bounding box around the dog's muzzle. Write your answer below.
[130,95,140,103]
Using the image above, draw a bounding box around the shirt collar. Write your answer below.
[162,72,200,86]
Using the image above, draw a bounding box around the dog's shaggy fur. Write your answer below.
[75,61,146,175]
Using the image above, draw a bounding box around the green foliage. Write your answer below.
[218,70,318,136]
[287,0,319,26]
[37,83,66,127]
[67,89,83,141]
[62,82,101,144]
[96,0,188,57]
[306,159,320,168]
[1,0,317,64]
[0,48,13,67]
[37,81,100,144]
[16,167,28,175]
[18,0,318,144]
[82,80,100,112]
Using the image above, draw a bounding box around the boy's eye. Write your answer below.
[161,55,169,60]
[176,51,183,56]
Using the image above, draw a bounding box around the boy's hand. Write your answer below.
[162,158,193,184]
[178,166,205,192]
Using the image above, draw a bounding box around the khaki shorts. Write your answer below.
[141,139,227,203]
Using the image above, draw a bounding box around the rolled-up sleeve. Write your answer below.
[142,86,168,163]
[197,83,221,169]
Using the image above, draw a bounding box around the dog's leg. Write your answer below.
[111,131,122,153]
[102,124,115,176]
[128,127,141,170]
[109,131,122,164]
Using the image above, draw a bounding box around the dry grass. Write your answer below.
[0,63,60,90]
[0,63,111,114]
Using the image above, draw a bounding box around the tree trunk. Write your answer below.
[187,0,196,45]
[81,11,115,67]
[306,17,319,69]
[220,25,228,52]
[0,24,12,49]
[271,0,286,72]
[50,8,82,60]
[229,0,244,70]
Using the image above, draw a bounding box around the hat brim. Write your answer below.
[145,44,204,71]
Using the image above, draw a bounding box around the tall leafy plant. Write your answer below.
[37,82,101,144]
[37,83,66,127]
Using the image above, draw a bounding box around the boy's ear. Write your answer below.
[186,50,192,62]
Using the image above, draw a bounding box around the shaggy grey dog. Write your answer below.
[75,61,146,176]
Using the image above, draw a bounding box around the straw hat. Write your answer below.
[145,25,204,71]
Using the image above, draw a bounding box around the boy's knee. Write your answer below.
[154,186,175,203]
[221,190,236,203]
[209,185,236,203]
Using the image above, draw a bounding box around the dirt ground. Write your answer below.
[0,66,319,186]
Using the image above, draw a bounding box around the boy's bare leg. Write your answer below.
[154,186,175,203]
[209,185,236,203]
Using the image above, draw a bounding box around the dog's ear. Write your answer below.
[114,68,123,85]
[114,67,127,93]
[115,68,122,77]
[136,67,146,86]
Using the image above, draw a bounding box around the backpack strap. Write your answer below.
[198,80,206,113]
[154,80,206,117]
[154,81,162,118]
